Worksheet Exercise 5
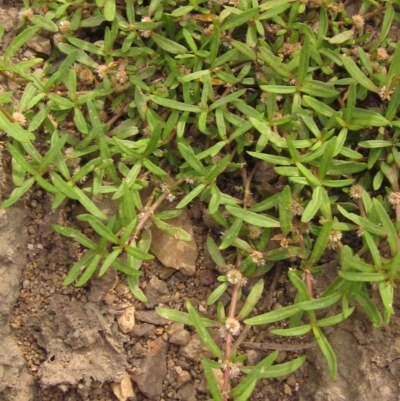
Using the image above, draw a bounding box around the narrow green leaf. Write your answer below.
[0,176,35,208]
[186,300,223,359]
[207,282,229,305]
[279,185,292,235]
[77,214,119,243]
[237,279,264,320]
[209,89,246,111]
[313,326,337,380]
[63,249,98,285]
[339,271,387,282]
[328,30,354,44]
[52,224,97,249]
[301,186,323,223]
[258,355,306,379]
[220,218,243,249]
[76,253,102,286]
[104,0,116,21]
[207,236,226,267]
[337,205,387,236]
[99,248,121,276]
[152,32,188,54]
[226,205,280,228]
[316,308,355,327]
[201,360,223,401]
[309,220,333,264]
[270,324,312,336]
[341,54,379,93]
[4,25,40,63]
[297,292,342,311]
[156,307,216,327]
[176,184,206,209]
[244,304,299,325]
[149,95,202,113]
[221,7,259,31]
[372,198,398,255]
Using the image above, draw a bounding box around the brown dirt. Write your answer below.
[1,2,400,401]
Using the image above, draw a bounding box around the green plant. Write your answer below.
[1,0,400,399]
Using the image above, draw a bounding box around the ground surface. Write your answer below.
[1,2,400,401]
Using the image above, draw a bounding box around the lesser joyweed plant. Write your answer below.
[1,0,400,399]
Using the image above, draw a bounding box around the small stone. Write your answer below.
[135,310,169,326]
[144,276,171,308]
[22,280,31,290]
[174,366,183,375]
[131,342,146,358]
[284,383,292,395]
[169,329,191,346]
[115,283,130,296]
[117,306,135,333]
[275,351,288,363]
[176,370,191,388]
[26,34,51,55]
[198,269,215,286]
[131,323,156,338]
[180,335,211,361]
[286,374,297,386]
[150,208,198,276]
[177,382,196,401]
[111,371,135,401]
[246,349,262,366]
[131,338,168,400]
[159,267,176,280]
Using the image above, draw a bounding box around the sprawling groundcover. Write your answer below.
[1,0,400,399]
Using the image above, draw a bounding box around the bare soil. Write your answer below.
[1,2,400,401]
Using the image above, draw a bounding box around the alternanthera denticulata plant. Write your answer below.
[1,0,400,398]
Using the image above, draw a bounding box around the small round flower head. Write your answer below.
[12,112,26,126]
[221,361,242,378]
[328,230,342,250]
[160,183,168,193]
[227,269,248,287]
[225,317,241,336]
[388,192,400,206]
[204,24,214,36]
[141,15,152,23]
[79,68,95,84]
[96,64,108,80]
[298,221,311,234]
[290,200,304,216]
[251,250,265,266]
[244,133,254,142]
[185,177,195,185]
[58,20,71,34]
[98,110,108,123]
[379,86,393,101]
[352,14,365,30]
[248,225,262,239]
[329,230,342,242]
[116,70,128,84]
[167,193,176,202]
[259,92,268,104]
[18,8,34,21]
[139,30,152,38]
[72,63,82,74]
[53,33,64,44]
[349,184,364,199]
[376,48,389,62]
